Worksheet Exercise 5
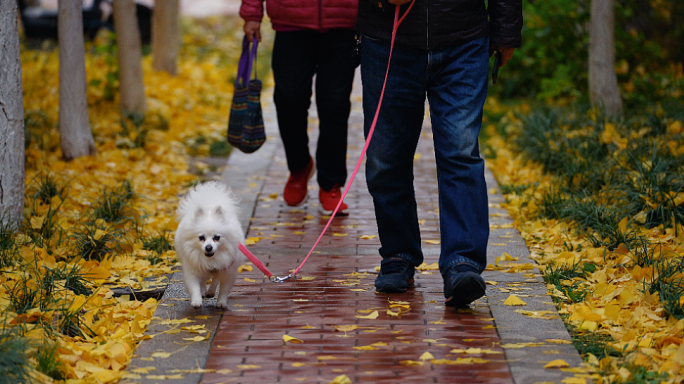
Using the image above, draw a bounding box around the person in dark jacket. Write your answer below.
[358,0,522,306]
[240,0,358,215]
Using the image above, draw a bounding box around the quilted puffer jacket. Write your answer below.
[240,0,358,31]
[355,0,522,49]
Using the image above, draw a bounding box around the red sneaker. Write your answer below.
[283,157,314,206]
[319,184,349,216]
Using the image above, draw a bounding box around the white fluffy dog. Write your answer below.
[174,181,245,309]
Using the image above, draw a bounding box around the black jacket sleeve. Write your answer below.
[488,0,523,48]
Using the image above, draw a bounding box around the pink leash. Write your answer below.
[239,0,416,282]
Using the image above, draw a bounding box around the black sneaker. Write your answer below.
[443,268,486,307]
[375,257,415,293]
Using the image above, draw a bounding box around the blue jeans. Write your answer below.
[361,35,490,275]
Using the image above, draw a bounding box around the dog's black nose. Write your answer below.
[205,245,213,252]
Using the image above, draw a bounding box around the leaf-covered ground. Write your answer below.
[482,85,684,382]
[1,16,270,384]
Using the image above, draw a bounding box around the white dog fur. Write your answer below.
[174,181,245,309]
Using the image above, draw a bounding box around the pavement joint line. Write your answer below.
[123,79,584,384]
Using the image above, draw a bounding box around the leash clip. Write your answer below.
[270,273,296,283]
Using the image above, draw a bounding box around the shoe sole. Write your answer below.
[375,278,415,293]
[445,274,486,307]
[318,206,349,216]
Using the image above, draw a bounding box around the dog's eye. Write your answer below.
[213,235,220,242]
[199,235,205,241]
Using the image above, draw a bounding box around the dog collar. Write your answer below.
[209,260,234,272]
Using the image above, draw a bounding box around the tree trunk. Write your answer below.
[114,0,147,115]
[0,0,26,228]
[589,0,623,116]
[152,0,180,75]
[59,0,97,161]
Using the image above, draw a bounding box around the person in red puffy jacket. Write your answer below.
[240,0,358,216]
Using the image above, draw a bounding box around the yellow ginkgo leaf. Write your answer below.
[544,359,570,369]
[419,352,434,361]
[334,325,358,332]
[400,360,424,366]
[423,239,440,244]
[237,365,261,369]
[147,374,184,380]
[283,335,304,344]
[298,276,316,281]
[353,345,378,351]
[360,235,377,240]
[151,352,171,358]
[561,378,587,384]
[238,264,253,273]
[244,278,258,283]
[182,336,208,342]
[504,294,527,306]
[355,310,379,319]
[328,374,351,384]
[292,362,307,367]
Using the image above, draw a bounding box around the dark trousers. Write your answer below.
[272,29,356,191]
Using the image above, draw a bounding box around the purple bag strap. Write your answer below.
[237,36,258,87]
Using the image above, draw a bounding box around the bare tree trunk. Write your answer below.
[0,0,25,228]
[589,0,623,116]
[152,0,180,75]
[59,0,97,161]
[114,0,147,115]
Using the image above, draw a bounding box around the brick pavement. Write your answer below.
[124,75,585,384]
[201,76,514,383]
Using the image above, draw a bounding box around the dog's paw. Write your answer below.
[216,301,229,310]
[191,300,203,308]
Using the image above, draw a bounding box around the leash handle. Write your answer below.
[292,0,416,276]
[239,0,415,281]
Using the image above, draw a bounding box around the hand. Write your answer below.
[489,46,515,67]
[387,0,413,4]
[244,20,262,43]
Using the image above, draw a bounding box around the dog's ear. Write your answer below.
[193,205,206,221]
[212,205,225,220]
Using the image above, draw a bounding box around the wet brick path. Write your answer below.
[200,84,516,383]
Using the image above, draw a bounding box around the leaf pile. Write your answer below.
[483,97,684,383]
[1,17,264,384]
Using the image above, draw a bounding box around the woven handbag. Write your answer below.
[227,36,265,154]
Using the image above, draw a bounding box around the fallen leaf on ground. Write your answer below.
[504,294,527,306]
[544,359,570,369]
[328,374,351,384]
[420,352,434,361]
[355,310,379,319]
[283,335,304,343]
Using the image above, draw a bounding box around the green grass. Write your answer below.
[614,364,669,383]
[143,230,174,265]
[543,261,591,303]
[56,296,95,339]
[566,324,621,360]
[28,172,67,205]
[0,328,32,384]
[118,113,149,149]
[0,217,19,269]
[91,180,136,223]
[647,257,684,320]
[35,343,65,381]
[70,223,125,261]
